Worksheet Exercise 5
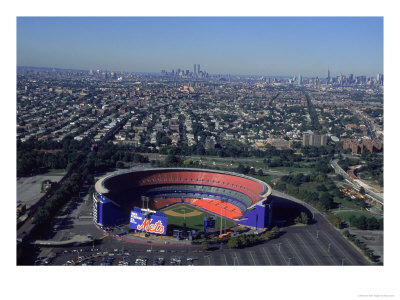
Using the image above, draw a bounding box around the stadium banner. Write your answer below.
[129,210,168,235]
[204,216,216,232]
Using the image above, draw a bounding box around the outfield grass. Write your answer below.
[161,203,236,231]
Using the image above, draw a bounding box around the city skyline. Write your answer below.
[17,17,383,77]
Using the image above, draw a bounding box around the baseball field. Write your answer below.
[161,203,236,231]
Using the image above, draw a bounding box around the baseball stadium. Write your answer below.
[93,168,272,237]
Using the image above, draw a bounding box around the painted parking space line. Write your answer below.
[260,247,273,265]
[320,231,356,265]
[267,244,284,265]
[247,251,257,266]
[285,238,305,265]
[231,252,242,266]
[203,254,212,265]
[254,248,269,265]
[306,229,336,265]
[293,233,321,265]
[273,243,288,265]
[221,253,228,266]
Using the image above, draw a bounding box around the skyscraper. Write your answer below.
[349,74,354,84]
[193,64,197,76]
[298,75,302,86]
[197,64,200,74]
[327,69,330,84]
[377,73,383,85]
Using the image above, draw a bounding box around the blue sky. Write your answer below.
[17,17,383,77]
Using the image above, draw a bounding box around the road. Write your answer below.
[330,159,383,204]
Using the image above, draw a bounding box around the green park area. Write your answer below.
[335,211,382,223]
[45,168,67,175]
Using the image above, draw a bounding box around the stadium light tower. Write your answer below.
[220,205,223,236]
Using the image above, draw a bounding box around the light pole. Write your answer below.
[220,205,223,249]
[220,205,223,236]
[341,258,345,266]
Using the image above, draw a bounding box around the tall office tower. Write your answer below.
[377,73,383,85]
[298,75,302,86]
[349,74,354,84]
[327,69,330,84]
[197,64,200,74]
[193,64,197,76]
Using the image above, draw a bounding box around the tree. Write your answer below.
[294,216,302,224]
[238,235,249,248]
[317,184,328,192]
[300,212,309,224]
[366,217,380,230]
[319,192,333,211]
[358,216,368,230]
[227,237,240,249]
[201,241,209,251]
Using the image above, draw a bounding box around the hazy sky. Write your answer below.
[17,17,383,77]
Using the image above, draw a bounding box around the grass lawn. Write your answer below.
[161,203,236,231]
[44,168,67,175]
[335,211,380,223]
[299,181,320,190]
[333,197,365,211]
[269,166,314,173]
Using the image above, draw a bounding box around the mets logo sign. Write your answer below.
[137,218,165,234]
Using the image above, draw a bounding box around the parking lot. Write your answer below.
[30,186,372,266]
[46,246,204,266]
[39,210,370,266]
[17,174,64,206]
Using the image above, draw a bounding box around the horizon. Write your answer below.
[16,65,382,79]
[17,17,383,78]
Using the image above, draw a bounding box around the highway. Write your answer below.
[330,159,383,204]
